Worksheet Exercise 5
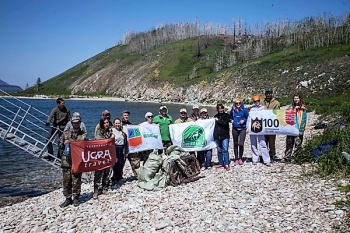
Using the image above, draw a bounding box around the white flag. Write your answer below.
[169,119,216,152]
[125,124,163,153]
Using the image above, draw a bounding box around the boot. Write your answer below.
[93,188,99,199]
[59,198,72,208]
[72,197,79,207]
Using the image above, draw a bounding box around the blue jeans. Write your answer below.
[197,149,213,167]
[215,139,230,166]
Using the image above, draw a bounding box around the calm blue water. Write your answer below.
[0,98,216,207]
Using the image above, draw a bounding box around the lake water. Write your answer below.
[0,98,216,207]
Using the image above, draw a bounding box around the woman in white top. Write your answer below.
[111,118,127,186]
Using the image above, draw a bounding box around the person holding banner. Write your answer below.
[94,110,112,138]
[174,108,193,124]
[138,112,156,164]
[197,108,213,169]
[284,94,307,162]
[230,98,249,166]
[248,95,271,166]
[59,113,87,208]
[153,106,173,153]
[111,118,127,186]
[190,104,200,121]
[261,88,280,161]
[93,117,115,199]
[214,103,231,171]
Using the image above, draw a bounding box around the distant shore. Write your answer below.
[11,94,218,108]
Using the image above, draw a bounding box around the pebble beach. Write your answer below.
[0,112,348,232]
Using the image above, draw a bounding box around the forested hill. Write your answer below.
[22,14,350,105]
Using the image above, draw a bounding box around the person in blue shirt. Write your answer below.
[230,98,249,165]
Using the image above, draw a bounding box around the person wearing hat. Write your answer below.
[248,95,271,166]
[261,88,280,162]
[197,108,213,169]
[94,110,112,138]
[59,112,88,207]
[174,108,193,124]
[46,97,71,159]
[190,104,200,121]
[230,97,249,166]
[138,112,155,164]
[153,105,173,153]
[64,112,87,134]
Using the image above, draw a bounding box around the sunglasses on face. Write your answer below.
[235,102,241,105]
[147,116,153,118]
[253,100,260,103]
[180,112,186,114]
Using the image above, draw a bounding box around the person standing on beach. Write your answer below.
[214,103,231,171]
[261,88,280,161]
[46,97,71,159]
[197,108,213,169]
[93,117,115,199]
[59,113,87,207]
[230,98,249,166]
[121,110,141,179]
[153,106,173,153]
[138,112,156,164]
[283,94,307,162]
[111,118,127,186]
[248,95,271,166]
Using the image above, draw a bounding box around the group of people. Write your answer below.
[45,88,307,207]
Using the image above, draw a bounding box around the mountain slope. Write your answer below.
[22,38,350,105]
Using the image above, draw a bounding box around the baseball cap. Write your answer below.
[265,88,273,93]
[71,114,81,123]
[192,104,199,110]
[159,106,168,111]
[180,108,187,113]
[122,110,130,115]
[252,95,260,101]
[145,112,153,118]
[200,108,207,113]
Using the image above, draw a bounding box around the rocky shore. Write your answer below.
[0,112,348,232]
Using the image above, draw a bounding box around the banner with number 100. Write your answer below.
[248,109,299,136]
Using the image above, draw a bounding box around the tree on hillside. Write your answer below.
[35,77,42,93]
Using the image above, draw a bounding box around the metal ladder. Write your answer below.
[0,90,61,168]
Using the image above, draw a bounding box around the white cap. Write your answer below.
[200,108,207,113]
[159,106,168,111]
[180,108,187,113]
[145,112,153,118]
[193,104,199,109]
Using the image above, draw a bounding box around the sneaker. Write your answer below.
[238,159,243,165]
[234,160,239,166]
[215,165,223,169]
[59,198,72,208]
[252,162,257,165]
[265,163,271,167]
[93,192,98,199]
[73,198,79,207]
[224,165,230,171]
[200,167,206,171]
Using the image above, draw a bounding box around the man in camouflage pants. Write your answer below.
[60,114,88,208]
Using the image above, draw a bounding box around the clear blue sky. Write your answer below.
[0,0,349,89]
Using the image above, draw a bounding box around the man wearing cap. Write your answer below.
[174,108,193,124]
[64,112,87,134]
[190,104,200,121]
[197,108,213,169]
[261,88,280,162]
[138,112,155,163]
[153,106,173,153]
[46,98,71,159]
[59,113,88,207]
